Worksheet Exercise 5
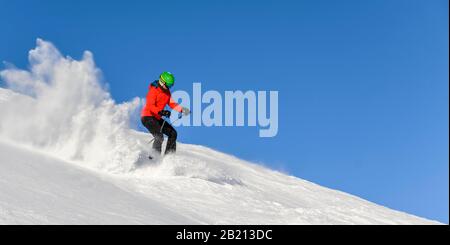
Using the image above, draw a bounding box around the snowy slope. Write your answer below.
[0,136,440,224]
[0,39,441,224]
[0,140,196,224]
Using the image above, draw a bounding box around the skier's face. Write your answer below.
[159,78,173,90]
[159,79,168,90]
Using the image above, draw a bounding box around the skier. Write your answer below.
[141,72,189,158]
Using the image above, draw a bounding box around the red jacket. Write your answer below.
[141,81,182,120]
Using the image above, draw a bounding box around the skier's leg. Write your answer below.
[152,133,164,153]
[141,116,164,153]
[162,121,177,155]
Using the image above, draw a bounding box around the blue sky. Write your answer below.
[1,0,448,223]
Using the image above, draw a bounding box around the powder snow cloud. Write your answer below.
[0,38,143,172]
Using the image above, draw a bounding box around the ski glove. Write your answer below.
[181,107,190,116]
[158,110,171,117]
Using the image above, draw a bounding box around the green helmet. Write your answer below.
[160,71,175,88]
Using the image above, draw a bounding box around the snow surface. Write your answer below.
[0,135,440,224]
[0,39,441,224]
[0,140,193,224]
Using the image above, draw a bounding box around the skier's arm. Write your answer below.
[168,97,182,113]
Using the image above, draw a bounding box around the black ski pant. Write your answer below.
[141,116,177,155]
